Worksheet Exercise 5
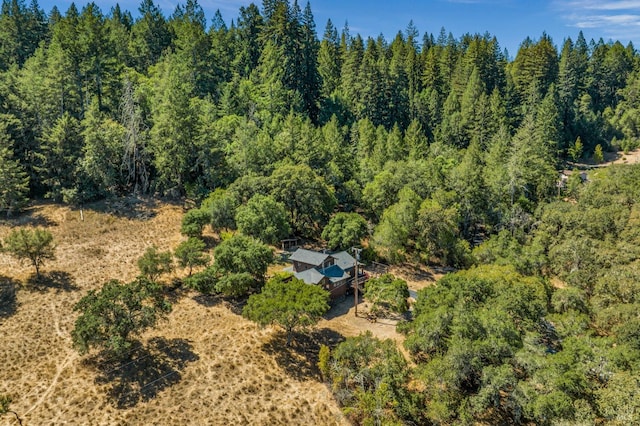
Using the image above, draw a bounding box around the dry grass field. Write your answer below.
[0,199,353,425]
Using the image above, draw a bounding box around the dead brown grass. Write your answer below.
[0,198,347,426]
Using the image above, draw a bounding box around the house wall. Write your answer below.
[327,279,347,299]
[319,277,347,299]
[293,258,335,273]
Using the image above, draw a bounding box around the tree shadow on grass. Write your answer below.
[26,271,78,292]
[192,293,248,315]
[262,328,344,382]
[192,293,223,307]
[223,297,248,316]
[0,209,58,227]
[88,337,199,409]
[82,196,158,221]
[0,276,20,319]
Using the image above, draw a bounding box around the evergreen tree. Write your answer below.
[80,99,126,197]
[169,0,213,97]
[299,1,320,120]
[209,9,234,97]
[78,3,121,112]
[0,0,47,70]
[449,140,486,239]
[106,5,133,67]
[0,140,28,217]
[129,0,171,72]
[510,33,558,106]
[460,66,491,146]
[317,19,340,99]
[148,54,198,193]
[37,112,83,201]
[233,3,263,78]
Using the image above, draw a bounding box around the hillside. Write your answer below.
[0,200,348,425]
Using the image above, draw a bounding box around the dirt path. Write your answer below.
[0,201,348,426]
[22,351,77,419]
[607,148,640,165]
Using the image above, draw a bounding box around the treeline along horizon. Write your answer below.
[0,0,637,224]
[3,1,640,424]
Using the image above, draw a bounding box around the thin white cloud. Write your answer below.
[571,13,640,27]
[560,0,640,10]
[555,0,640,41]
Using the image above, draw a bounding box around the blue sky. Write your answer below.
[40,0,640,55]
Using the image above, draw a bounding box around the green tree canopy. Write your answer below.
[180,208,211,238]
[321,212,368,251]
[371,187,421,264]
[0,143,29,217]
[213,234,273,283]
[322,332,413,425]
[399,265,549,423]
[174,237,209,277]
[243,273,330,345]
[137,245,173,282]
[3,228,55,278]
[235,194,290,245]
[203,188,239,232]
[72,277,171,358]
[269,164,337,237]
[363,273,410,315]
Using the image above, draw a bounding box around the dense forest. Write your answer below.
[1,0,640,424]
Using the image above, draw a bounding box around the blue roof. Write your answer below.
[322,265,349,283]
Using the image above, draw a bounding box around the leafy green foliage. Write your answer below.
[321,212,368,251]
[269,164,336,237]
[363,274,409,315]
[215,272,255,298]
[243,273,329,345]
[596,372,640,424]
[324,332,414,425]
[79,101,126,197]
[3,3,640,424]
[72,277,171,359]
[3,228,55,278]
[213,234,273,283]
[137,245,173,282]
[0,394,22,425]
[371,187,420,264]
[568,136,584,161]
[400,265,549,423]
[593,143,604,163]
[235,194,290,245]
[183,265,218,294]
[180,208,211,238]
[416,195,472,268]
[203,188,238,232]
[0,143,29,217]
[174,237,209,277]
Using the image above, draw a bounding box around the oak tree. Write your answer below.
[72,277,171,359]
[243,273,329,345]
